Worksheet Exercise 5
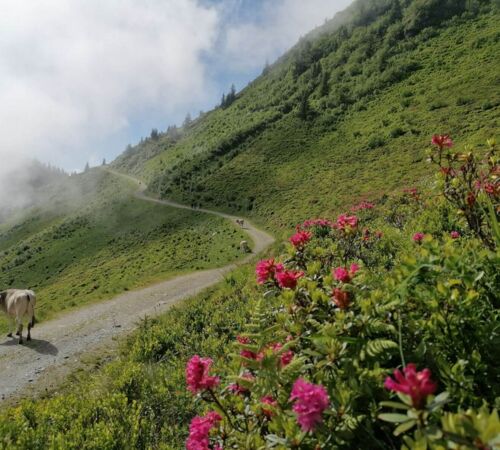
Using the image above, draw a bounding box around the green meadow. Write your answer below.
[0,170,247,331]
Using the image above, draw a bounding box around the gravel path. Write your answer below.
[0,171,274,403]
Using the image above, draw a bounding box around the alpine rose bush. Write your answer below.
[183,137,499,449]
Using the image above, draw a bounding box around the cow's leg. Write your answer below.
[16,318,23,344]
[16,323,21,336]
[27,321,32,341]
[7,318,15,337]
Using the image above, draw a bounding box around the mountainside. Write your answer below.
[112,0,499,230]
[0,1,499,449]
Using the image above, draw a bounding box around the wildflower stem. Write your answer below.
[208,389,239,431]
[397,310,406,367]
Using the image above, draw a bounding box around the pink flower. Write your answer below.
[255,259,284,284]
[289,230,312,249]
[466,191,476,207]
[228,383,248,395]
[332,288,350,309]
[336,214,358,231]
[431,134,454,149]
[271,343,294,367]
[412,232,425,243]
[186,355,220,394]
[450,231,460,239]
[384,363,437,409]
[482,182,498,197]
[351,201,375,212]
[300,218,335,229]
[333,264,359,283]
[240,349,264,361]
[276,270,304,289]
[261,396,278,418]
[280,350,294,367]
[236,335,251,345]
[186,411,222,450]
[290,379,330,432]
[333,267,350,283]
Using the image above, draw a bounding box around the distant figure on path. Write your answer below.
[239,240,251,253]
[236,219,245,228]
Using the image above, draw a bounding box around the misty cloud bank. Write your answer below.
[0,0,352,212]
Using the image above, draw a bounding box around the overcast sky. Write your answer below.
[0,0,352,174]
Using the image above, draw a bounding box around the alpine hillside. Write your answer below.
[112,0,499,230]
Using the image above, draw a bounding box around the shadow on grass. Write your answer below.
[0,337,58,355]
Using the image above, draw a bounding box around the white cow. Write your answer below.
[239,240,251,253]
[0,289,36,344]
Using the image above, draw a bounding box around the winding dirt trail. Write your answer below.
[0,170,274,403]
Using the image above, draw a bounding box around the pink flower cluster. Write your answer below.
[450,231,460,239]
[290,379,330,432]
[239,341,294,368]
[261,396,278,418]
[336,214,358,231]
[186,355,220,394]
[239,348,264,361]
[255,259,284,284]
[403,187,420,201]
[271,342,294,367]
[333,263,359,283]
[384,363,437,409]
[255,258,305,289]
[351,201,375,212]
[431,134,454,149]
[332,288,350,309]
[475,180,499,197]
[289,230,312,249]
[412,232,425,243]
[186,411,222,450]
[276,270,304,289]
[300,218,335,229]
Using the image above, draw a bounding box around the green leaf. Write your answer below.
[366,339,398,357]
[378,413,410,423]
[380,401,410,410]
[397,392,412,406]
[394,419,417,436]
[432,391,450,404]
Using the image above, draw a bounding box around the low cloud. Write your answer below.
[221,0,353,72]
[0,0,352,212]
[0,0,219,209]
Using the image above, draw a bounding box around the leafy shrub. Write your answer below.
[390,127,406,138]
[368,135,386,149]
[182,137,500,449]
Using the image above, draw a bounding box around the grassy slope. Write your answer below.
[1,3,499,449]
[0,169,247,331]
[113,10,499,231]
